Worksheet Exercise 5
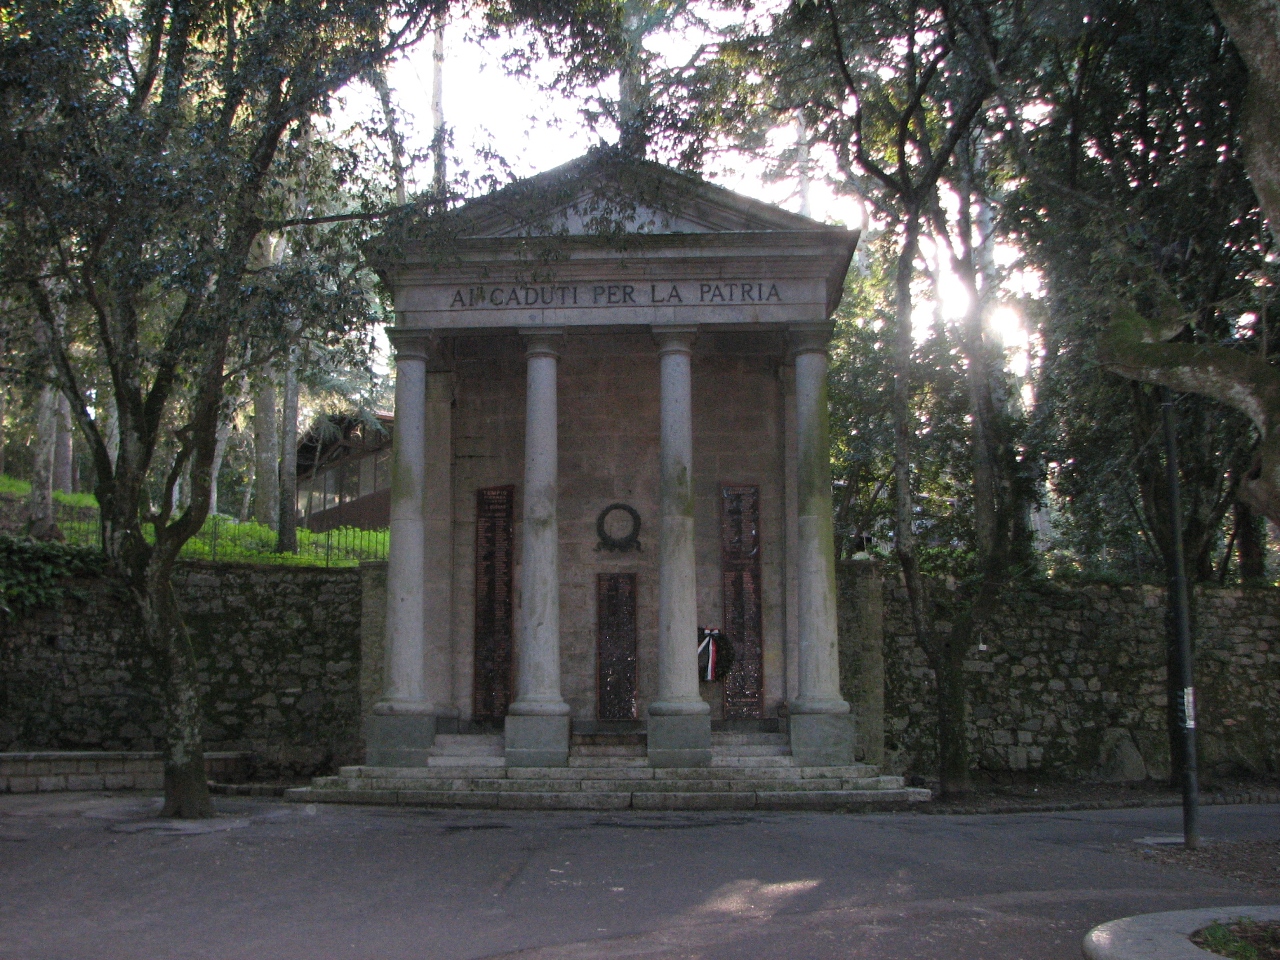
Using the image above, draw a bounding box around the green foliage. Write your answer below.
[1191,919,1280,960]
[0,475,29,497]
[828,236,979,578]
[174,519,388,567]
[0,534,102,619]
[52,490,98,510]
[0,476,98,509]
[1010,0,1267,583]
[50,507,386,568]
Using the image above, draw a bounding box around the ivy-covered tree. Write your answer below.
[0,0,444,816]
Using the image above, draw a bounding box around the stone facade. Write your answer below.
[6,559,1278,783]
[0,562,363,778]
[444,330,790,724]
[842,566,1280,781]
[370,155,860,768]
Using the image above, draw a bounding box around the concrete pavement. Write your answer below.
[0,792,1276,960]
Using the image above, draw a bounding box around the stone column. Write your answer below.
[648,326,711,767]
[367,332,435,766]
[505,329,571,767]
[423,369,457,730]
[788,323,854,766]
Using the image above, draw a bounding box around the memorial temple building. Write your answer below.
[293,152,929,809]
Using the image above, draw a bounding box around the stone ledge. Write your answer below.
[283,785,931,811]
[0,751,250,793]
[1083,906,1280,960]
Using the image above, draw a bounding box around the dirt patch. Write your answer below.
[921,777,1280,815]
[1122,838,1280,892]
[1191,918,1280,959]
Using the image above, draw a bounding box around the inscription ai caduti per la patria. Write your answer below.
[449,281,784,309]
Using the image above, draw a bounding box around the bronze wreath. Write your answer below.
[596,503,642,552]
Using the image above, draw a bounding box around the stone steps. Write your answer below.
[313,774,906,793]
[568,755,648,768]
[570,744,648,758]
[287,784,930,812]
[337,763,877,781]
[709,732,789,746]
[429,734,503,757]
[298,730,928,812]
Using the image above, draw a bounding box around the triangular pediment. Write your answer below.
[430,151,838,240]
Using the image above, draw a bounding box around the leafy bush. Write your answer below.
[53,490,99,510]
[0,474,30,496]
[0,535,103,618]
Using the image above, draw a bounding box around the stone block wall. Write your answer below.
[841,568,1280,781]
[5,558,1278,784]
[0,562,364,778]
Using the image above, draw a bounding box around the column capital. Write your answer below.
[653,324,698,355]
[387,329,451,369]
[522,327,566,358]
[788,322,835,357]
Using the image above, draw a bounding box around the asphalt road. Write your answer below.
[1,792,1276,960]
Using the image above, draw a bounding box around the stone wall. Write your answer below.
[840,566,1280,781]
[0,562,364,778]
[5,557,1278,784]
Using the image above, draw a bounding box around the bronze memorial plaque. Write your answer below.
[473,486,515,722]
[596,573,638,720]
[720,484,763,719]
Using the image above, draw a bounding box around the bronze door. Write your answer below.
[473,486,515,721]
[720,484,763,719]
[596,573,638,720]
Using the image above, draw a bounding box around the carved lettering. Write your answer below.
[447,281,782,309]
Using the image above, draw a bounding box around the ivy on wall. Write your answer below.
[0,536,103,619]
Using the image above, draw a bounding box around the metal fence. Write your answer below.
[55,506,388,567]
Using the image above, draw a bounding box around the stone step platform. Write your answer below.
[299,730,931,811]
[287,782,929,812]
[289,760,930,811]
[709,732,789,746]
[311,774,906,793]
[336,762,879,780]
[570,744,647,758]
[429,734,503,757]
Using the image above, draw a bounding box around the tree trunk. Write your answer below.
[53,391,73,494]
[28,384,59,539]
[432,21,447,204]
[276,346,300,553]
[209,418,233,516]
[252,370,279,530]
[369,69,406,207]
[0,379,6,478]
[1210,0,1280,239]
[891,213,969,795]
[239,454,255,522]
[138,556,213,818]
[1235,499,1267,579]
[100,392,119,470]
[617,0,650,157]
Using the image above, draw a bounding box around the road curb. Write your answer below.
[1083,905,1280,959]
[924,791,1280,816]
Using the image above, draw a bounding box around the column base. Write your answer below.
[504,714,570,767]
[364,712,437,767]
[646,713,712,767]
[789,713,856,766]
